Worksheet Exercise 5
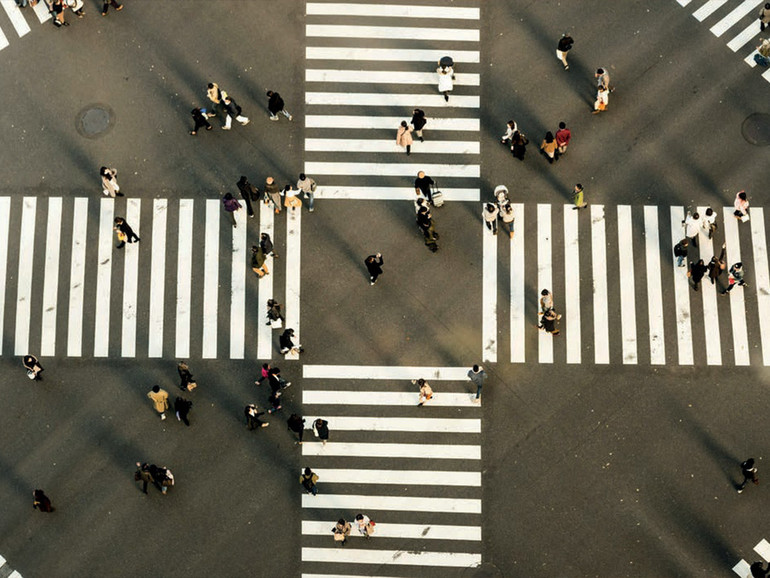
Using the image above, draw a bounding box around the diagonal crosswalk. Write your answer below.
[0,0,52,54]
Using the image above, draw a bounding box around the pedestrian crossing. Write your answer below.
[733,537,770,576]
[299,364,482,577]
[676,0,770,82]
[0,553,23,578]
[0,0,53,52]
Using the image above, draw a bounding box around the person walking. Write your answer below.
[539,309,561,335]
[264,177,282,214]
[332,519,352,546]
[189,107,212,136]
[593,85,609,114]
[673,238,689,267]
[750,561,769,578]
[540,289,556,314]
[300,468,319,496]
[266,90,292,121]
[540,131,558,163]
[365,253,384,285]
[206,82,225,118]
[707,243,726,286]
[500,202,515,239]
[723,262,748,294]
[222,193,242,227]
[177,361,197,391]
[501,120,518,144]
[236,176,256,218]
[738,458,759,493]
[354,514,375,538]
[555,122,571,156]
[267,390,282,414]
[483,203,499,235]
[100,167,123,197]
[147,385,169,420]
[572,183,587,210]
[279,328,303,355]
[701,207,717,239]
[245,404,269,429]
[688,259,708,292]
[436,61,454,101]
[265,299,284,327]
[222,95,250,130]
[174,396,192,426]
[468,364,486,403]
[682,211,700,248]
[297,173,317,212]
[268,366,291,392]
[256,363,272,385]
[23,354,43,380]
[32,489,54,512]
[396,120,413,155]
[414,378,434,406]
[134,462,154,494]
[287,413,305,444]
[756,38,770,66]
[150,466,174,495]
[411,108,427,141]
[251,245,269,278]
[595,68,611,91]
[761,3,770,31]
[260,232,277,259]
[283,185,302,212]
[510,130,528,160]
[101,0,122,15]
[556,33,574,69]
[416,206,439,250]
[734,190,750,222]
[312,418,330,445]
[114,217,139,249]
[414,171,435,205]
[50,0,70,27]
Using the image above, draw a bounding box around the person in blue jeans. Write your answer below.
[468,365,486,403]
[756,39,770,66]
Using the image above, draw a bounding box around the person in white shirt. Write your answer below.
[701,207,717,239]
[683,211,700,247]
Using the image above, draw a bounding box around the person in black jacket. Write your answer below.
[190,108,212,136]
[688,259,708,292]
[556,33,574,70]
[673,238,689,267]
[416,206,438,247]
[411,108,427,142]
[174,396,193,426]
[365,253,383,285]
[414,171,434,205]
[222,96,250,130]
[114,217,139,249]
[236,176,256,217]
[266,90,292,121]
[279,329,303,355]
[287,413,306,444]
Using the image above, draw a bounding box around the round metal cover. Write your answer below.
[76,104,115,139]
[741,113,770,146]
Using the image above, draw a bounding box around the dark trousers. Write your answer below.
[367,268,381,282]
[240,192,255,216]
[193,116,211,132]
[739,470,758,490]
[103,0,121,10]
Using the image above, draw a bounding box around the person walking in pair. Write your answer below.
[355,514,375,538]
[483,203,499,235]
[206,82,225,118]
[100,167,123,197]
[245,404,269,429]
[134,462,154,494]
[688,259,708,291]
[264,177,282,214]
[222,96,250,130]
[147,385,169,420]
[501,120,518,144]
[416,206,439,250]
[265,299,284,327]
[682,211,700,248]
[260,232,277,259]
[540,132,558,163]
[510,131,528,160]
[499,202,515,239]
[365,253,384,285]
[761,3,770,31]
[114,217,139,249]
[283,185,302,212]
[701,207,717,239]
[189,108,212,136]
[593,85,609,114]
[414,171,435,205]
[300,468,319,496]
[707,244,726,287]
[101,0,122,15]
[332,519,352,545]
[555,122,571,155]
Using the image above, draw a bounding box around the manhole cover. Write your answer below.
[741,113,770,145]
[76,104,115,138]
[462,563,503,578]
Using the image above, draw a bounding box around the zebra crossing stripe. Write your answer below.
[710,0,763,37]
[511,203,525,363]
[257,202,275,360]
[31,0,50,22]
[694,0,730,21]
[723,208,750,365]
[670,207,694,365]
[302,574,404,578]
[305,115,480,131]
[285,209,302,360]
[697,207,722,365]
[315,186,479,202]
[0,198,9,355]
[230,209,247,359]
[306,3,480,19]
[677,0,693,5]
[617,206,638,364]
[148,199,167,358]
[41,197,62,357]
[306,92,480,108]
[482,209,497,363]
[727,19,760,50]
[305,162,479,178]
[121,199,141,358]
[306,69,481,86]
[302,520,482,540]
[8,571,21,578]
[303,390,479,407]
[537,204,553,363]
[67,198,88,357]
[175,199,194,359]
[0,27,8,51]
[749,208,770,365]
[303,365,471,380]
[734,559,752,576]
[303,416,481,433]
[306,47,480,63]
[0,0,31,37]
[15,197,36,356]
[302,493,481,513]
[591,205,610,364]
[93,199,114,357]
[202,200,219,359]
[563,206,581,364]
[309,468,481,485]
[305,138,480,154]
[303,442,480,460]
[307,24,480,42]
[644,206,666,365]
[301,547,482,567]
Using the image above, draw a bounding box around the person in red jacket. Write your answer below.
[555,122,571,156]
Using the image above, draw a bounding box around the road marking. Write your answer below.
[303,390,480,407]
[749,208,770,365]
[537,204,553,363]
[148,199,167,358]
[32,0,50,22]
[14,197,36,355]
[670,207,694,365]
[67,198,87,357]
[482,207,497,363]
[305,162,479,178]
[0,0,31,37]
[285,208,302,360]
[697,207,721,365]
[745,48,759,67]
[301,547,481,567]
[307,47,480,63]
[305,138,479,154]
[306,115,480,131]
[734,559,751,576]
[0,198,9,354]
[202,200,219,359]
[693,0,729,21]
[563,205,581,363]
[591,205,610,364]
[257,201,275,360]
[307,92,480,108]
[711,0,763,37]
[302,521,482,540]
[306,69,480,85]
[511,203,525,363]
[121,199,140,358]
[302,416,480,433]
[723,207,750,365]
[617,206,638,364]
[304,365,471,380]
[0,28,8,51]
[315,186,479,202]
[303,442,479,460]
[308,468,481,485]
[302,493,481,512]
[727,20,761,50]
[8,572,21,578]
[175,199,193,359]
[677,0,693,5]
[230,208,247,359]
[755,538,770,559]
[307,24,479,42]
[306,3,480,19]
[40,197,61,357]
[644,207,666,365]
[93,199,114,357]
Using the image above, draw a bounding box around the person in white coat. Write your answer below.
[437,63,454,102]
[100,167,123,197]
[682,211,700,248]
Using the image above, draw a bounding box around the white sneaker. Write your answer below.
[241,119,250,125]
[161,413,166,420]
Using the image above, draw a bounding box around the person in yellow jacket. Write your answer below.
[147,385,169,420]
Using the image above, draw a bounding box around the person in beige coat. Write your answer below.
[147,385,169,420]
[100,167,123,197]
[396,121,413,156]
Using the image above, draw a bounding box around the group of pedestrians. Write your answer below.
[191,83,292,135]
[18,0,124,27]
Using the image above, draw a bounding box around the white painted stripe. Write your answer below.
[301,547,481,567]
[677,0,693,5]
[482,206,497,363]
[201,200,219,359]
[761,66,770,84]
[750,208,770,365]
[32,0,51,22]
[67,198,87,357]
[315,186,479,202]
[733,559,751,577]
[302,575,405,578]
[727,20,761,51]
[693,0,729,21]
[147,199,167,358]
[305,138,480,154]
[303,415,481,433]
[307,24,479,42]
[0,0,31,37]
[591,205,610,364]
[644,207,666,365]
[0,553,5,566]
[670,207,694,365]
[121,199,140,358]
[305,162,479,178]
[175,200,193,359]
[710,0,763,37]
[302,521,482,541]
[307,47,480,63]
[307,92,480,109]
[563,205,580,364]
[306,115,480,131]
[303,390,479,407]
[40,197,62,357]
[230,208,247,359]
[302,493,481,513]
[303,364,470,380]
[309,468,481,486]
[724,208,750,365]
[754,538,770,560]
[285,207,302,360]
[0,198,9,354]
[745,48,759,67]
[306,69,481,86]
[306,3,480,19]
[257,202,275,360]
[537,204,553,363]
[8,571,21,578]
[0,28,8,52]
[93,199,114,357]
[511,203,525,363]
[14,197,36,356]
[697,207,722,365]
[617,206,638,364]
[303,442,480,460]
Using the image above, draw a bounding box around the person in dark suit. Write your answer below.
[365,253,383,285]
